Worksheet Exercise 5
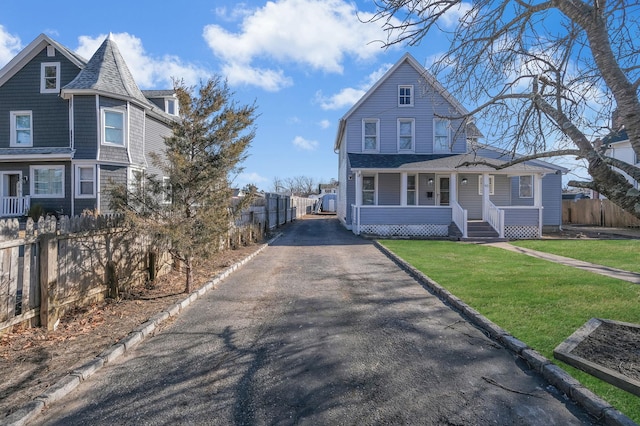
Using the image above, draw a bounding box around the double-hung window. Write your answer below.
[362,119,379,151]
[519,175,533,198]
[31,165,64,198]
[434,119,450,152]
[102,108,125,146]
[407,174,417,205]
[40,62,60,93]
[362,176,375,205]
[10,111,33,147]
[75,166,96,198]
[398,85,413,106]
[398,118,414,151]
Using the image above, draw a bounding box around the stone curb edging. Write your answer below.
[373,241,637,426]
[4,235,280,426]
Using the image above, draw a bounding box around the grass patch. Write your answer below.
[379,240,640,422]
[512,240,640,273]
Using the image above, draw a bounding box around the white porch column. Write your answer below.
[355,171,362,206]
[450,172,458,203]
[400,172,407,206]
[534,173,544,237]
[482,173,490,220]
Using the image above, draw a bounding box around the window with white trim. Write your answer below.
[407,174,417,205]
[40,62,60,93]
[434,119,450,152]
[478,175,495,196]
[31,165,64,198]
[398,85,413,106]
[519,175,533,198]
[165,98,178,116]
[362,176,375,205]
[362,119,379,151]
[102,108,125,146]
[398,118,415,151]
[10,111,33,147]
[75,166,96,197]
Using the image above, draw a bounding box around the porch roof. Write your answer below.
[0,147,74,161]
[349,153,557,174]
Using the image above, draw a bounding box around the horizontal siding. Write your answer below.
[359,206,452,225]
[25,161,72,215]
[542,172,562,226]
[504,208,540,226]
[345,62,467,155]
[0,48,79,149]
[378,173,400,205]
[73,95,98,159]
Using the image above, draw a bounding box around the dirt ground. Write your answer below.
[0,243,261,419]
[2,226,639,420]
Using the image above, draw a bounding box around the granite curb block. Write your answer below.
[5,238,276,426]
[373,240,636,426]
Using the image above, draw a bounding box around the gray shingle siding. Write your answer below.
[99,164,127,213]
[129,104,145,166]
[98,97,128,163]
[144,114,173,179]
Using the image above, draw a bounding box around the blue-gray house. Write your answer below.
[335,53,566,239]
[0,33,178,217]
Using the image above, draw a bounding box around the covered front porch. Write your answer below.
[348,154,551,239]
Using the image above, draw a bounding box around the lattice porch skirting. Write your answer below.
[359,224,449,237]
[504,225,540,239]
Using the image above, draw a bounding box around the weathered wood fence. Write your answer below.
[563,199,640,227]
[262,194,315,230]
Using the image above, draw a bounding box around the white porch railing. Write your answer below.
[451,200,467,238]
[1,196,30,217]
[484,200,505,238]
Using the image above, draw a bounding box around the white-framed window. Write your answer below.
[434,119,450,152]
[75,165,96,198]
[31,165,64,198]
[398,118,415,151]
[478,175,495,196]
[398,85,413,106]
[165,98,178,116]
[362,119,379,152]
[101,108,125,146]
[407,174,417,205]
[40,62,60,93]
[162,177,172,204]
[10,111,33,147]
[519,175,533,198]
[362,175,376,205]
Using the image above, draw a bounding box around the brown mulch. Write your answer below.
[0,243,262,419]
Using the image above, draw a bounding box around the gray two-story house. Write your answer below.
[335,53,566,239]
[0,33,178,217]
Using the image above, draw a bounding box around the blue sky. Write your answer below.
[0,0,469,191]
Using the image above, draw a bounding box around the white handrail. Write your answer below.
[1,196,30,217]
[451,200,467,238]
[484,200,504,238]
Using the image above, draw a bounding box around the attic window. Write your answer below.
[165,98,178,116]
[47,45,55,57]
[40,62,60,93]
[398,85,413,106]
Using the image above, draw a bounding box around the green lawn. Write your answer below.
[512,239,640,273]
[379,240,640,422]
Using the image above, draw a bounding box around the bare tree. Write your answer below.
[367,0,640,218]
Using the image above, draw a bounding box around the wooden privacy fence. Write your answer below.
[0,209,270,334]
[563,199,640,227]
[262,193,315,230]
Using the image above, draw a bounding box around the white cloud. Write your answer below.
[316,62,393,110]
[439,2,474,28]
[237,171,269,184]
[75,33,210,89]
[293,136,319,151]
[318,119,331,129]
[203,0,397,91]
[0,26,22,68]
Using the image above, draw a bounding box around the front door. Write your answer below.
[437,176,450,206]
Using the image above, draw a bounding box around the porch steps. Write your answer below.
[461,220,507,242]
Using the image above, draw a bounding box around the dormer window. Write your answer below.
[40,62,60,93]
[398,85,413,107]
[165,98,178,116]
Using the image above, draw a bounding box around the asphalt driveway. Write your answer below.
[34,216,598,425]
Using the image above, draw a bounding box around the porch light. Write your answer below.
[22,176,28,183]
[461,178,468,185]
[427,178,434,185]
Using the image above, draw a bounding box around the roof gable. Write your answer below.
[62,35,152,108]
[0,33,87,87]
